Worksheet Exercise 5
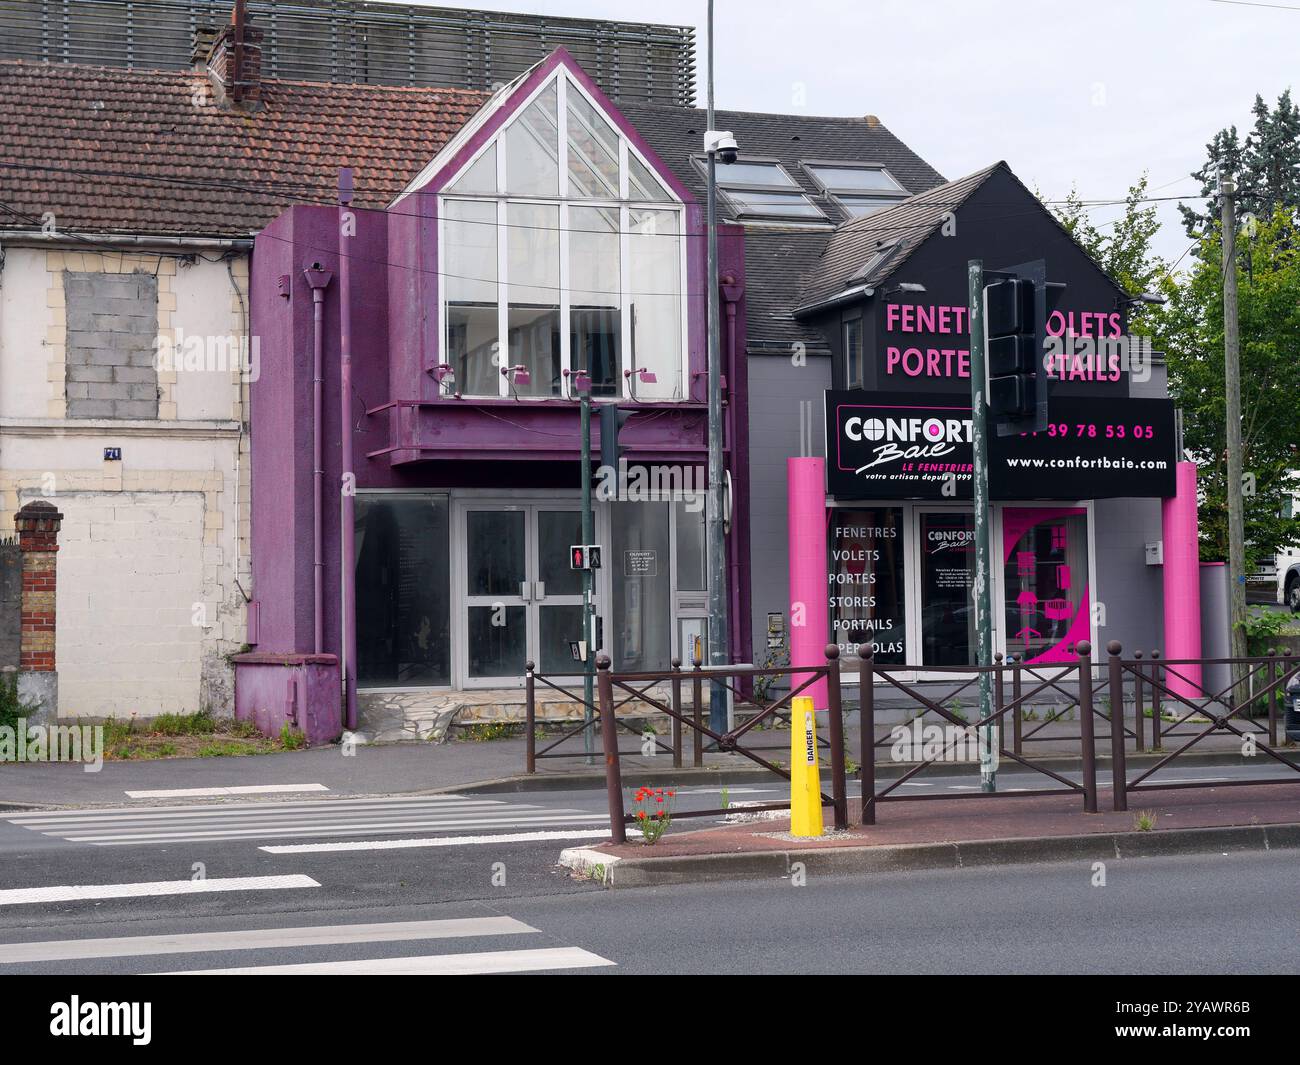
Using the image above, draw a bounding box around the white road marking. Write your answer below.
[0,917,535,964]
[64,813,609,845]
[8,795,508,822]
[260,828,617,853]
[7,793,609,846]
[122,784,330,799]
[0,875,319,907]
[160,946,615,976]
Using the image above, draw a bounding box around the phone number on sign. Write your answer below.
[1019,423,1157,440]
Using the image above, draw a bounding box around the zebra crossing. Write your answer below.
[5,793,612,847]
[0,915,616,975]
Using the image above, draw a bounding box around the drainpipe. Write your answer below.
[721,276,744,665]
[338,169,358,730]
[302,263,333,655]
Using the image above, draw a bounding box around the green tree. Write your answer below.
[1159,208,1300,566]
[1054,173,1165,298]
[1180,90,1300,240]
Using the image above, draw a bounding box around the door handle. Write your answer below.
[519,581,532,602]
[535,581,546,601]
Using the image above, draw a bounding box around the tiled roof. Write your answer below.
[622,102,947,228]
[0,60,489,239]
[794,162,1003,313]
[742,229,834,354]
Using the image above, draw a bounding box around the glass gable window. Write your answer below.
[440,70,686,400]
[712,159,825,222]
[805,163,908,218]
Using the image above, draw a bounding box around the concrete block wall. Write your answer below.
[62,270,159,419]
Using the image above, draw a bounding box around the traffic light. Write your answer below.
[598,403,634,471]
[985,278,1037,420]
[569,544,602,571]
[983,260,1058,436]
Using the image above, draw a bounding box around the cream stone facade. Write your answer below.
[0,241,251,718]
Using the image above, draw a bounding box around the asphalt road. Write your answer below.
[1,761,1296,976]
[0,849,1296,975]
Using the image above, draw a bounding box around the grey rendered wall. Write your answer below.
[747,354,831,664]
[1200,564,1232,694]
[1091,497,1165,658]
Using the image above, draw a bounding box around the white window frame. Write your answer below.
[701,156,827,223]
[437,69,690,402]
[802,160,910,220]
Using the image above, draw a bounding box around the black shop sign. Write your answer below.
[825,390,1176,500]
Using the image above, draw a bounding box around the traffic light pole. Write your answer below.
[705,0,729,736]
[581,390,595,765]
[967,260,996,793]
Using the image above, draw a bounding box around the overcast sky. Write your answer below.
[412,0,1296,265]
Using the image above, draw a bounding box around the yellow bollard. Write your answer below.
[789,695,824,837]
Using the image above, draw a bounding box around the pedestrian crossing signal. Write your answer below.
[569,544,601,570]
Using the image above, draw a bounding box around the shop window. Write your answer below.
[919,511,976,667]
[355,495,451,687]
[1003,510,1089,664]
[674,500,706,592]
[829,508,906,663]
[438,70,686,399]
[611,501,672,671]
[844,317,865,390]
[710,159,825,222]
[804,163,908,219]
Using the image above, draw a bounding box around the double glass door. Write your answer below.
[458,503,595,686]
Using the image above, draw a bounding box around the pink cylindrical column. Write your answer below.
[788,457,829,709]
[1161,461,1202,695]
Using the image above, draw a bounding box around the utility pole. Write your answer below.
[967,260,996,793]
[1221,169,1248,670]
[580,386,595,764]
[704,0,729,733]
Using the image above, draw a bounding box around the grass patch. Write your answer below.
[89,713,307,760]
[458,721,523,742]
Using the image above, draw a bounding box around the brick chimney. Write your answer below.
[206,1,265,110]
[191,23,219,73]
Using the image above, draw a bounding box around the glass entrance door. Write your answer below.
[917,509,977,667]
[458,502,595,687]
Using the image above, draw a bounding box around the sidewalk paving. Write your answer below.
[560,782,1300,887]
[0,716,1290,809]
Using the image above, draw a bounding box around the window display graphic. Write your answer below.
[828,508,906,663]
[919,511,977,666]
[1003,508,1090,663]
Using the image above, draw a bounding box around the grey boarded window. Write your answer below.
[63,271,159,419]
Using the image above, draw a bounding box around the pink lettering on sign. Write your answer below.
[1046,310,1123,338]
[886,304,967,334]
[885,346,970,378]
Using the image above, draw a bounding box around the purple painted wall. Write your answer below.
[245,47,753,697]
[233,653,341,746]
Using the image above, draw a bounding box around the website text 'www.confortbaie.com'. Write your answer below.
[1004,456,1169,471]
